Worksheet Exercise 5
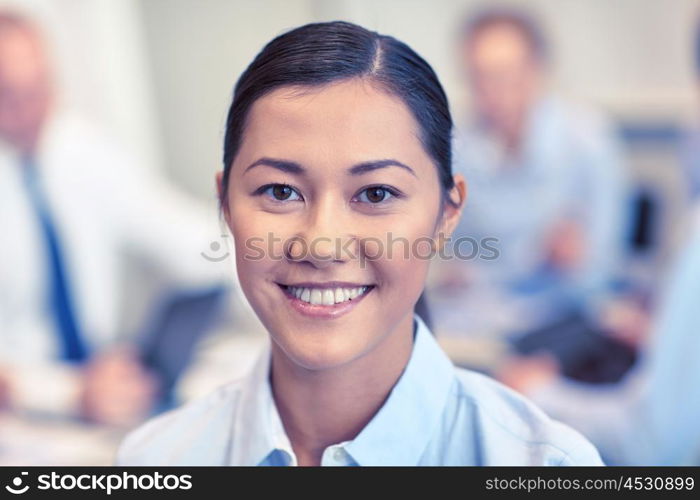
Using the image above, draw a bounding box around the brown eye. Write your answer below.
[257,184,301,202]
[272,185,293,200]
[364,186,388,203]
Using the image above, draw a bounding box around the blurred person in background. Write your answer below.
[497,223,700,465]
[493,13,700,465]
[678,15,700,213]
[433,6,629,338]
[0,11,227,427]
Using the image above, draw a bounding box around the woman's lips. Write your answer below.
[277,283,374,319]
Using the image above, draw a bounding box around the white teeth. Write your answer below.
[310,289,323,305]
[287,285,371,305]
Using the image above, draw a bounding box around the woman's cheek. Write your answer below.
[382,213,438,261]
[232,208,292,261]
[394,223,439,294]
[371,236,432,302]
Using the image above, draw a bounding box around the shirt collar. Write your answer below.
[228,313,456,466]
[228,336,294,466]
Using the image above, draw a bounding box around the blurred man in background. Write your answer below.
[502,223,700,465]
[0,11,227,426]
[432,7,629,340]
[678,16,700,212]
[497,14,700,466]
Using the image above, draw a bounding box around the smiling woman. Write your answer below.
[117,21,603,466]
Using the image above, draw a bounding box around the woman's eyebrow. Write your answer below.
[243,157,416,177]
[348,159,416,177]
[244,157,304,175]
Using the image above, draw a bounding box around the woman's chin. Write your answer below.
[272,334,370,372]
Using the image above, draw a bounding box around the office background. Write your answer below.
[1,0,699,465]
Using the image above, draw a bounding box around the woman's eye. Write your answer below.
[356,186,396,204]
[260,184,302,201]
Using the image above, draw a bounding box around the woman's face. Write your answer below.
[221,78,464,370]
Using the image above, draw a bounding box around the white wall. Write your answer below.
[139,0,317,198]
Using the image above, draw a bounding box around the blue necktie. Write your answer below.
[21,156,89,363]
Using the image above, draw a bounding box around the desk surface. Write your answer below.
[0,413,125,466]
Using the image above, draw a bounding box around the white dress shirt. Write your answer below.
[0,109,229,413]
[117,314,602,466]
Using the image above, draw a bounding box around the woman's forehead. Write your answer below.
[251,79,410,126]
[236,79,431,171]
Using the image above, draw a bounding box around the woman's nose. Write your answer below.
[286,204,356,268]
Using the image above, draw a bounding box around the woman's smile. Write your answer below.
[276,281,376,319]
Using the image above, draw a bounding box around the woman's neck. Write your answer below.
[269,312,415,466]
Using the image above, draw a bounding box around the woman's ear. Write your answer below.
[435,174,467,244]
[215,171,233,230]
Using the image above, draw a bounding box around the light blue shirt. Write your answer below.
[528,228,700,465]
[679,126,700,201]
[642,229,700,464]
[117,314,602,466]
[450,95,628,324]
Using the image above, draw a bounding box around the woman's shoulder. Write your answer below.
[445,366,603,465]
[116,379,246,466]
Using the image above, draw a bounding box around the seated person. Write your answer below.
[0,11,228,426]
[499,223,700,465]
[432,7,629,338]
